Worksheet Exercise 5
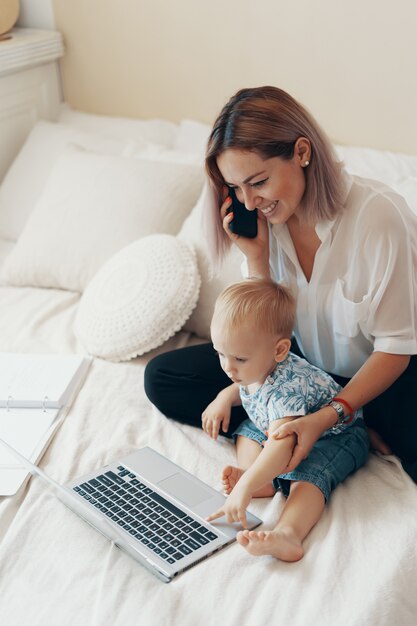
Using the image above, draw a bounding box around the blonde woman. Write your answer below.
[145,86,417,482]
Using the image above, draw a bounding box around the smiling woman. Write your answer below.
[145,85,417,484]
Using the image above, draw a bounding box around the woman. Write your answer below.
[145,86,417,482]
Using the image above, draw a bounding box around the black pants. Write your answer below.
[144,341,417,482]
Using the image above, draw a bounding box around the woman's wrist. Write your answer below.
[313,406,341,431]
[247,257,270,279]
[330,397,355,425]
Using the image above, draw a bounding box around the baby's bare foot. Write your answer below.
[236,528,304,562]
[221,466,276,497]
[222,466,244,495]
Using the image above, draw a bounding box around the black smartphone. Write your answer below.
[227,188,258,238]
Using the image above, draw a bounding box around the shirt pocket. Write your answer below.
[332,279,371,343]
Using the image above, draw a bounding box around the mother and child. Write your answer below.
[145,85,417,561]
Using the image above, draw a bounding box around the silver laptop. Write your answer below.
[0,439,262,583]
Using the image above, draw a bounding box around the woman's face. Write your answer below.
[216,148,308,225]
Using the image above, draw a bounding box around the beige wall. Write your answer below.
[53,0,417,153]
[18,0,56,29]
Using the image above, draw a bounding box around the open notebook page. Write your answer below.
[0,353,91,409]
[0,353,92,495]
[0,406,62,495]
[0,408,59,468]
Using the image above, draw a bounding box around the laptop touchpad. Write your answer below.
[158,473,213,507]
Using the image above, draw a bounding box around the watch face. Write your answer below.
[330,401,344,420]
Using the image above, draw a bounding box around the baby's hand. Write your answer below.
[206,486,252,529]
[201,393,232,440]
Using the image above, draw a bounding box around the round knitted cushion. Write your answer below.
[74,234,201,361]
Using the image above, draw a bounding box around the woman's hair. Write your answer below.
[211,278,295,339]
[204,86,345,264]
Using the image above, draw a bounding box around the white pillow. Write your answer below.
[335,144,417,187]
[179,182,243,340]
[0,239,14,270]
[0,120,133,241]
[124,142,204,166]
[174,119,211,157]
[58,103,178,148]
[74,234,200,361]
[336,144,417,215]
[1,145,204,292]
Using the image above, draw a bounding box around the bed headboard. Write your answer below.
[53,0,417,154]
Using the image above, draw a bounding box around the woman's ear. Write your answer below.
[294,137,311,167]
[275,338,291,362]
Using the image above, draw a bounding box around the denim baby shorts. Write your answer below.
[233,418,370,502]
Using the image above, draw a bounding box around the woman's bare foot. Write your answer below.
[222,465,275,497]
[236,528,304,562]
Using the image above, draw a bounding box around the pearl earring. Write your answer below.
[303,161,310,167]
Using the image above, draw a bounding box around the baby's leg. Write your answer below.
[237,481,325,561]
[222,436,275,498]
[236,434,263,469]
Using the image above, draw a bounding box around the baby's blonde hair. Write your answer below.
[212,279,295,339]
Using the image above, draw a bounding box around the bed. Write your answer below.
[0,102,416,626]
[3,1,417,620]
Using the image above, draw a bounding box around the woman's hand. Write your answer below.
[270,411,331,472]
[202,391,233,440]
[220,191,270,277]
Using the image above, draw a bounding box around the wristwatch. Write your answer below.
[327,400,347,430]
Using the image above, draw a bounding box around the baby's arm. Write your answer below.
[202,383,241,439]
[207,418,296,527]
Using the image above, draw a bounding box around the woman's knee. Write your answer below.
[144,353,170,405]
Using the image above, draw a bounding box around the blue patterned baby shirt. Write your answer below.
[239,352,363,436]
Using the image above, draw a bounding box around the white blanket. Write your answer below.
[1,278,417,626]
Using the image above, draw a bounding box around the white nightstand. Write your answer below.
[0,27,64,181]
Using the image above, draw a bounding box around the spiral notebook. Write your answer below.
[0,352,92,495]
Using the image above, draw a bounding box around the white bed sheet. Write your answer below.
[0,241,417,626]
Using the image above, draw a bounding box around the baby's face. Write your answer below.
[211,321,279,387]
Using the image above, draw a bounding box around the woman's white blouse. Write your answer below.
[268,174,417,378]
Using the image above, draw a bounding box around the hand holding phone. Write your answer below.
[227,188,258,238]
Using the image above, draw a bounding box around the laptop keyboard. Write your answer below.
[72,465,219,565]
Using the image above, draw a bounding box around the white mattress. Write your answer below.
[0,239,417,626]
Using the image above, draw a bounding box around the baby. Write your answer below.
[204,279,369,561]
